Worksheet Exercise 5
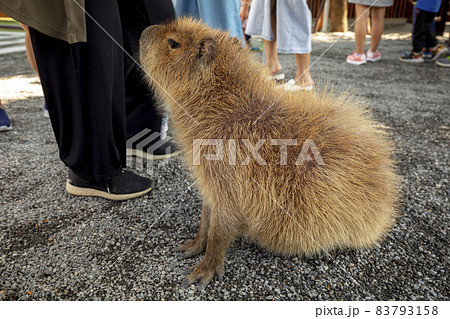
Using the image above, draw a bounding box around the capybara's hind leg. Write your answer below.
[184,209,238,286]
[178,202,211,258]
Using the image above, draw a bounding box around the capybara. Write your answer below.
[139,18,398,286]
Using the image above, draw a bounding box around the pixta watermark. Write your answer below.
[126,128,174,175]
[192,138,325,166]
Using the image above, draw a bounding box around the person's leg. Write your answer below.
[413,9,429,53]
[118,0,175,141]
[347,4,370,64]
[118,0,180,160]
[285,0,313,87]
[30,0,126,182]
[423,10,448,61]
[399,8,426,62]
[18,23,38,75]
[354,4,370,54]
[19,23,48,115]
[423,11,438,49]
[264,41,281,74]
[369,7,386,53]
[30,0,154,199]
[294,53,313,88]
[264,0,281,75]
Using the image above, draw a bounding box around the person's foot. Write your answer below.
[266,61,282,75]
[346,51,367,65]
[66,169,155,201]
[366,50,381,62]
[265,58,282,79]
[283,79,314,91]
[430,44,448,62]
[399,51,424,63]
[0,107,12,132]
[435,55,450,68]
[283,71,314,91]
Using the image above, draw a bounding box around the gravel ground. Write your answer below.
[0,22,449,301]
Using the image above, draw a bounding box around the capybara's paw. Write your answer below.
[182,258,224,287]
[177,238,206,258]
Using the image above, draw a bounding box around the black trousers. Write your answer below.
[118,0,175,140]
[30,0,174,182]
[413,9,438,53]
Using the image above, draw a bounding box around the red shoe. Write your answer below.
[346,51,367,65]
[367,50,381,62]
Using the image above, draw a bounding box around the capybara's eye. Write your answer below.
[168,38,181,49]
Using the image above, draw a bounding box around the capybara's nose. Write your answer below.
[140,25,160,43]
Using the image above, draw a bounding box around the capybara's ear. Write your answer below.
[198,38,215,64]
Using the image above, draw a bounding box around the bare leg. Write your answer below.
[178,202,211,258]
[354,4,370,54]
[264,0,281,75]
[264,39,282,74]
[294,53,314,88]
[369,7,386,52]
[19,23,39,75]
[184,207,238,286]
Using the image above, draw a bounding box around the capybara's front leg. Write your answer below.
[184,210,237,286]
[178,202,211,258]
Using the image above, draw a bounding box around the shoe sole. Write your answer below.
[66,181,152,201]
[398,57,424,63]
[126,148,182,160]
[0,125,12,132]
[282,84,314,91]
[367,56,381,62]
[435,60,450,67]
[346,59,366,65]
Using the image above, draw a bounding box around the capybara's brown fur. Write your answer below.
[139,18,399,285]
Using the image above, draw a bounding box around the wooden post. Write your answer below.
[313,0,327,33]
[321,0,331,32]
[329,0,348,32]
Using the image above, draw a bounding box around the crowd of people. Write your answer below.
[0,0,449,200]
[346,0,449,65]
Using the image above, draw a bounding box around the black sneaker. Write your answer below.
[127,131,181,160]
[66,169,155,201]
